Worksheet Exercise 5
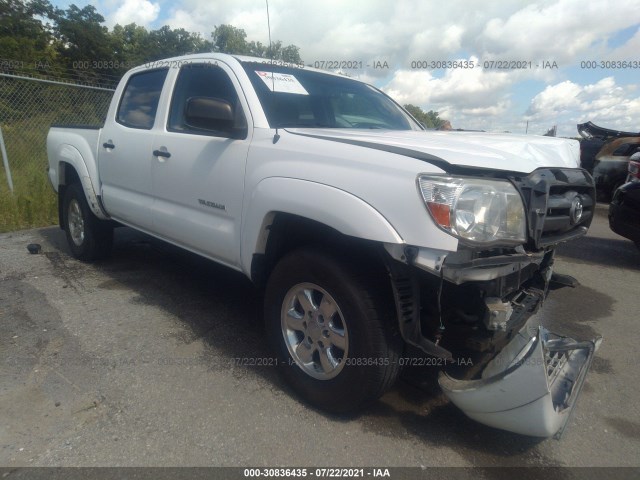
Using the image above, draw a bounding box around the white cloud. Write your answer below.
[477,0,640,62]
[526,81,583,115]
[381,57,519,130]
[607,26,640,60]
[160,0,640,64]
[385,58,514,104]
[108,0,160,27]
[526,77,640,136]
[118,0,640,135]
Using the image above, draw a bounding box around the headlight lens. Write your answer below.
[418,175,526,245]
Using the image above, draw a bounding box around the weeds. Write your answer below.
[0,163,57,233]
[0,77,111,233]
[0,117,59,232]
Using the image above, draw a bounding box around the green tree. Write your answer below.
[0,2,303,84]
[0,0,57,67]
[52,4,117,81]
[211,24,250,55]
[110,23,151,67]
[212,24,302,63]
[278,44,301,64]
[110,24,213,71]
[403,104,447,129]
[146,25,212,60]
[250,40,301,63]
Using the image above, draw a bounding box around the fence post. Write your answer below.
[0,125,14,193]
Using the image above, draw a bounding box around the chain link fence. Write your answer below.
[0,73,114,231]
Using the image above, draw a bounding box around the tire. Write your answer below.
[264,246,402,413]
[62,183,113,261]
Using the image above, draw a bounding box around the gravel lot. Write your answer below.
[1,204,639,469]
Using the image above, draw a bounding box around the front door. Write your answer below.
[150,61,252,267]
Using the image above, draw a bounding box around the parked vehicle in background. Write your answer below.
[47,53,600,438]
[627,153,640,183]
[609,152,640,250]
[578,121,640,200]
[579,137,604,174]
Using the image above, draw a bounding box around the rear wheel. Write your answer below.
[62,183,113,261]
[265,246,402,413]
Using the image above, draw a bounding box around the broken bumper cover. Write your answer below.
[439,325,602,438]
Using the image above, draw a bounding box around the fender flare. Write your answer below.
[241,177,404,275]
[56,144,109,220]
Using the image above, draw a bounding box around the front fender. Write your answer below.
[241,177,403,274]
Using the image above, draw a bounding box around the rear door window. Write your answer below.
[117,68,168,129]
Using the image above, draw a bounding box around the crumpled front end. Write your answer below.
[439,325,601,438]
[384,165,600,438]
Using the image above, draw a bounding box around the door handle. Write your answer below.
[153,149,171,158]
[103,142,115,149]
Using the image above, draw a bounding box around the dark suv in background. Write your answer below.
[578,121,640,200]
[609,153,640,250]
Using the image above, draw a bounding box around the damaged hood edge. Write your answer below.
[285,128,581,174]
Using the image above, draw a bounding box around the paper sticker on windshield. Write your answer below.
[255,71,309,95]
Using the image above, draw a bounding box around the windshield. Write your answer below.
[241,61,422,130]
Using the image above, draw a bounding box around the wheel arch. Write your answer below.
[250,212,393,289]
[242,178,404,288]
[54,145,108,224]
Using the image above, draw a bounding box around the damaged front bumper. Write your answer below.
[439,325,602,438]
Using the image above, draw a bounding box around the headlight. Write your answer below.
[418,175,526,246]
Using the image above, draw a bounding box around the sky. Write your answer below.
[52,0,640,137]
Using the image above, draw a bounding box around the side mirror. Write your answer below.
[185,97,242,137]
[630,152,640,161]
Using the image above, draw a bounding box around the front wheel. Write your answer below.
[265,247,401,413]
[62,183,113,261]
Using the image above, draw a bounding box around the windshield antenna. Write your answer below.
[266,0,280,143]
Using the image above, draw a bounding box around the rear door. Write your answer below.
[150,61,252,266]
[98,68,169,230]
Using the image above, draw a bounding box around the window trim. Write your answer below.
[166,63,248,139]
[116,67,169,130]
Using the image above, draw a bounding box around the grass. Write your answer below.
[0,117,59,233]
[0,81,112,233]
[0,161,58,233]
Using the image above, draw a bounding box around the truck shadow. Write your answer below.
[40,226,548,463]
[555,235,640,269]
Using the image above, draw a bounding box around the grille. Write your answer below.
[545,349,569,386]
[511,168,596,249]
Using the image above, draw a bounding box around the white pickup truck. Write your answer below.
[47,53,600,438]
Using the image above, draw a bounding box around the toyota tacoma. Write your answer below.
[47,54,601,437]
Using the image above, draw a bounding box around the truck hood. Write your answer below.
[285,128,580,174]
